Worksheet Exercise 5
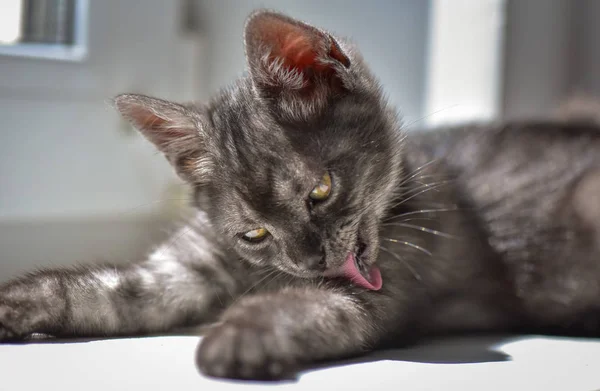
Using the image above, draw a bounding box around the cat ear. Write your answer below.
[113,94,212,183]
[244,10,351,118]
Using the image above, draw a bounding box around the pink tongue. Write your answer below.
[325,253,382,291]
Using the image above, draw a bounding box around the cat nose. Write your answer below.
[303,254,326,271]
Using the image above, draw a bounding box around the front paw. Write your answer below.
[196,320,299,380]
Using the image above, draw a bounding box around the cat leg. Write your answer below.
[196,287,389,380]
[0,243,241,340]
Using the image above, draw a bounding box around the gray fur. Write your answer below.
[2,10,600,381]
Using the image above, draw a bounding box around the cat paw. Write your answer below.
[196,320,298,380]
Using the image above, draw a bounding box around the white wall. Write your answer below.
[423,0,505,126]
[502,0,600,119]
[195,0,431,124]
[572,0,600,97]
[0,0,202,279]
[501,0,572,119]
[0,0,202,221]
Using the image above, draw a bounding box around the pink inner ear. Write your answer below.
[259,16,349,74]
[128,106,189,146]
[279,32,319,71]
[132,107,167,130]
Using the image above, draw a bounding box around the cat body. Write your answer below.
[403,123,600,335]
[1,11,600,380]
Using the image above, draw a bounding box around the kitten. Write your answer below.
[2,10,600,381]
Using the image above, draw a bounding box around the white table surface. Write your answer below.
[1,335,599,390]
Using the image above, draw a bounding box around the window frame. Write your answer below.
[422,0,507,127]
[0,0,89,62]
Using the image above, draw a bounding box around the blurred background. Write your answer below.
[0,0,599,280]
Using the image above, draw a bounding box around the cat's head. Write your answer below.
[115,10,403,290]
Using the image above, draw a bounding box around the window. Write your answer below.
[0,0,88,61]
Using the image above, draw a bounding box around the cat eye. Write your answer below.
[241,228,269,243]
[309,172,332,201]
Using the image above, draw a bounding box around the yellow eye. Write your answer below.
[242,228,269,242]
[309,172,332,201]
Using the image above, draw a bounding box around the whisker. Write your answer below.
[383,207,460,222]
[402,178,454,191]
[381,223,461,240]
[409,174,452,181]
[234,267,279,304]
[390,181,453,209]
[405,201,459,209]
[381,237,433,257]
[407,175,450,184]
[213,284,224,307]
[394,217,438,223]
[395,180,453,201]
[399,175,452,191]
[396,159,440,187]
[378,246,422,281]
[262,269,286,290]
[156,226,194,258]
[400,180,450,195]
[404,104,461,129]
[223,279,236,302]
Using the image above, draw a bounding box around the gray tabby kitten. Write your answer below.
[2,10,600,380]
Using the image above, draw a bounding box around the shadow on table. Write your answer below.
[309,334,517,373]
